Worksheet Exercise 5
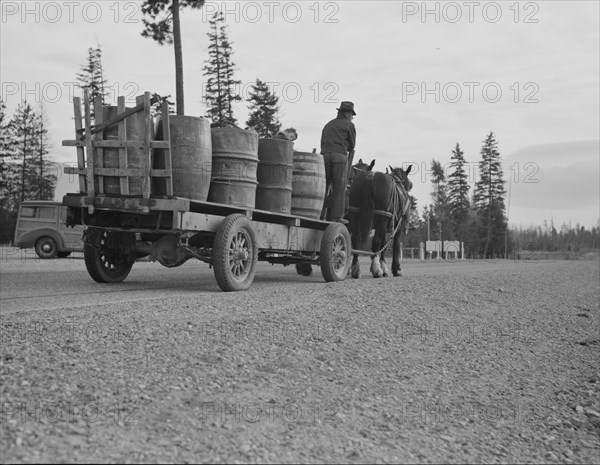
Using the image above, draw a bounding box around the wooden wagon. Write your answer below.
[62,91,351,291]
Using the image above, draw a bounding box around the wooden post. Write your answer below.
[93,97,104,194]
[117,96,129,195]
[72,97,86,193]
[161,100,173,196]
[83,89,95,213]
[137,92,152,200]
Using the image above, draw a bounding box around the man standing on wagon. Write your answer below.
[320,101,356,223]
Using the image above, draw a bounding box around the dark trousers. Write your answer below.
[323,152,348,220]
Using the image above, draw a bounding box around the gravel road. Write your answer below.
[1,249,599,463]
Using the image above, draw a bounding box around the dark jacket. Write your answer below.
[320,115,356,155]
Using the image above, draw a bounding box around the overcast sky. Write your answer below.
[1,0,598,228]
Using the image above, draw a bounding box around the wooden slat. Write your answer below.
[65,167,172,177]
[117,96,129,195]
[76,95,160,136]
[93,97,104,194]
[72,98,86,193]
[139,93,152,199]
[63,140,170,149]
[161,100,173,196]
[83,90,95,213]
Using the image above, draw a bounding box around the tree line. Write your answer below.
[403,132,599,258]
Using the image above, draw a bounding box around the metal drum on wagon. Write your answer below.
[208,128,259,209]
[255,138,293,214]
[153,115,212,200]
[290,150,326,219]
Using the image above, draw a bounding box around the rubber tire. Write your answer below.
[84,229,134,283]
[35,237,58,259]
[320,223,351,282]
[57,251,72,258]
[212,214,258,292]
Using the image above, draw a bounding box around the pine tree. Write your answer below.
[150,92,175,118]
[34,103,57,201]
[76,46,108,117]
[141,0,205,115]
[0,97,19,211]
[203,11,241,127]
[447,143,471,241]
[9,102,57,206]
[430,159,450,249]
[246,79,281,137]
[472,132,507,257]
[11,102,39,203]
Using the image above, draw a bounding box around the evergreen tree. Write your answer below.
[0,97,19,211]
[203,11,241,127]
[447,143,471,241]
[472,132,507,257]
[76,45,108,117]
[246,79,281,137]
[150,92,175,118]
[34,103,56,201]
[8,102,57,206]
[141,0,205,115]
[11,102,38,203]
[430,158,450,248]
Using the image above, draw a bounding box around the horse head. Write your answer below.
[389,165,413,192]
[349,158,375,185]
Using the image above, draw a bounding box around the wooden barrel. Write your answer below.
[255,138,293,214]
[94,105,148,196]
[208,128,259,208]
[291,151,326,219]
[153,115,212,200]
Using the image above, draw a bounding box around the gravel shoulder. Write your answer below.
[1,255,599,463]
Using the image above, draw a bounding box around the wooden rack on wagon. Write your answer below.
[62,90,352,291]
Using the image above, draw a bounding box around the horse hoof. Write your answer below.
[393,272,402,277]
[382,272,388,277]
[351,271,361,279]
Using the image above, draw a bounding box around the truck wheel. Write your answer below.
[35,237,58,259]
[84,229,134,283]
[320,223,351,282]
[212,214,257,292]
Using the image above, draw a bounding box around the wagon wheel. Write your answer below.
[212,214,258,292]
[35,236,58,259]
[320,223,351,282]
[84,229,135,283]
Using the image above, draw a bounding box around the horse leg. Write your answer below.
[392,229,403,277]
[380,256,389,277]
[370,220,386,278]
[370,253,383,278]
[350,253,361,279]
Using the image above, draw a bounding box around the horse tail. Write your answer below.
[355,176,375,250]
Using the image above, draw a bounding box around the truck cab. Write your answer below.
[14,201,85,259]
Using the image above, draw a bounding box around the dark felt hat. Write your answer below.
[337,101,356,115]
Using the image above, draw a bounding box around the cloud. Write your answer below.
[505,140,599,224]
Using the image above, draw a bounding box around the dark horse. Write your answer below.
[296,158,375,277]
[347,165,413,278]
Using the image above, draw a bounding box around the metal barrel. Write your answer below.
[95,105,149,196]
[207,128,259,208]
[153,115,212,200]
[255,138,293,214]
[291,151,326,219]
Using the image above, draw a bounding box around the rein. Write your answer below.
[369,173,412,257]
